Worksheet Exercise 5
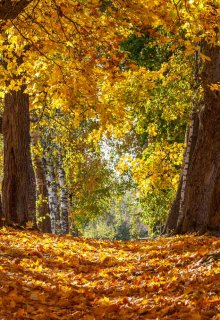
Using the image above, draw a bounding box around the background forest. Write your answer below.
[0,0,219,238]
[1,2,220,320]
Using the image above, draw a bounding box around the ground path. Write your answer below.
[0,228,219,319]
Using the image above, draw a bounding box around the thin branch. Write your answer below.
[30,0,41,16]
[172,0,182,23]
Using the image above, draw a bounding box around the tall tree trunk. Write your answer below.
[34,154,51,233]
[32,131,51,233]
[57,155,69,234]
[164,110,199,234]
[165,45,220,234]
[68,193,80,236]
[44,157,61,234]
[2,88,36,226]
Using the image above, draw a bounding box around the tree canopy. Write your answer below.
[0,1,220,318]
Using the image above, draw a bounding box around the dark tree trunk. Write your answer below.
[163,176,183,234]
[164,111,199,234]
[165,45,220,235]
[32,131,51,233]
[68,194,80,236]
[0,0,33,20]
[2,88,36,226]
[34,153,51,233]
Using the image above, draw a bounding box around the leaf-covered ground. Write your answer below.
[0,228,219,319]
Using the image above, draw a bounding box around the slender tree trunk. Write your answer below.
[163,176,183,234]
[44,157,61,234]
[165,45,220,234]
[164,110,199,234]
[57,155,69,234]
[68,193,79,236]
[32,131,51,233]
[2,88,36,226]
[34,154,51,233]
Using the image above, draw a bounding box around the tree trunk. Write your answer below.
[68,193,79,236]
[2,88,36,226]
[57,155,69,234]
[32,131,51,233]
[0,0,33,20]
[34,154,51,233]
[164,110,199,234]
[44,157,61,234]
[163,176,183,234]
[165,45,220,234]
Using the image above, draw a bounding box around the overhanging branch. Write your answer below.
[0,0,33,20]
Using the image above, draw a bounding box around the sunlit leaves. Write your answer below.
[0,228,219,319]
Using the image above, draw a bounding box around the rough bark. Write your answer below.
[44,156,61,234]
[177,111,199,229]
[68,193,80,236]
[164,110,199,234]
[57,155,69,234]
[32,131,51,233]
[2,88,36,226]
[34,154,51,233]
[0,0,33,20]
[165,45,220,234]
[163,176,183,234]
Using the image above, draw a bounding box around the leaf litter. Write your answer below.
[0,228,219,319]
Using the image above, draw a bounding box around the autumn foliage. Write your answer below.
[0,1,220,317]
[0,228,219,319]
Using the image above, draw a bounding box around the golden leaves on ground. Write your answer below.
[0,228,219,319]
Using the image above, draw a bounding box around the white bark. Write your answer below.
[57,155,69,234]
[177,111,196,229]
[44,157,61,234]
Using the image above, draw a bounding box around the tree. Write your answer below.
[0,33,37,227]
[2,87,36,226]
[57,154,69,234]
[165,43,220,235]
[32,130,51,233]
[0,0,124,228]
[104,0,220,235]
[43,154,61,234]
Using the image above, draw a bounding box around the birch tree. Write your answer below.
[43,155,61,234]
[57,154,69,234]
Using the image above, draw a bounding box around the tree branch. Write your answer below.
[0,0,33,20]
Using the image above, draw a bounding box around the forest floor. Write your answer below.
[0,228,219,320]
